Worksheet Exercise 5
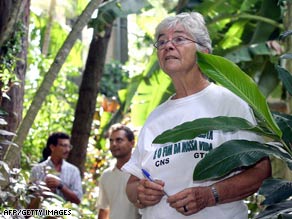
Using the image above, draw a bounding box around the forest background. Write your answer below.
[0,0,291,218]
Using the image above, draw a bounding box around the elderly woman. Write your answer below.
[122,12,271,219]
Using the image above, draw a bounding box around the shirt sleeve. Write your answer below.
[30,166,39,182]
[121,147,144,179]
[69,168,83,200]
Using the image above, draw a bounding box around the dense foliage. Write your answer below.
[0,0,291,218]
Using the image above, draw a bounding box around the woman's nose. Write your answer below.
[165,40,175,50]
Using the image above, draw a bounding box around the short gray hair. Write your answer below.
[154,12,212,53]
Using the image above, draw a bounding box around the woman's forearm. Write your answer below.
[213,157,271,205]
[126,175,140,204]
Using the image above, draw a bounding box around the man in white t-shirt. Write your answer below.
[97,124,141,219]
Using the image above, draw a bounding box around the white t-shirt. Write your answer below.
[122,83,262,219]
[97,166,141,219]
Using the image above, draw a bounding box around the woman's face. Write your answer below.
[156,25,198,76]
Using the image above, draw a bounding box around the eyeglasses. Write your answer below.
[58,143,73,149]
[153,36,203,50]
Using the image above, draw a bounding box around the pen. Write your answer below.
[141,168,169,197]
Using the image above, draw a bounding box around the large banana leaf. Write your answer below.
[127,52,173,126]
[124,52,160,116]
[259,178,292,205]
[153,116,279,144]
[193,140,292,181]
[130,69,172,126]
[255,201,292,219]
[196,52,282,137]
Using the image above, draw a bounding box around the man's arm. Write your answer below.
[45,176,81,204]
[57,182,81,204]
[98,208,109,219]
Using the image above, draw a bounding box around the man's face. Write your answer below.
[109,130,133,159]
[50,138,72,160]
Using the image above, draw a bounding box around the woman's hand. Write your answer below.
[136,179,166,208]
[167,186,213,216]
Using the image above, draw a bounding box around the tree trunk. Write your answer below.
[0,0,30,168]
[67,25,113,177]
[1,0,29,132]
[0,0,23,48]
[5,0,103,169]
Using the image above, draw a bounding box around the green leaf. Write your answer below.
[248,42,271,56]
[257,61,280,97]
[279,214,292,219]
[279,30,292,41]
[224,42,273,64]
[224,46,252,63]
[153,116,279,144]
[220,20,247,49]
[124,53,161,115]
[0,161,10,183]
[275,65,292,96]
[0,118,7,125]
[130,69,172,126]
[273,112,292,148]
[128,52,173,126]
[193,140,292,181]
[280,53,292,59]
[255,201,292,219]
[197,52,282,137]
[259,178,292,205]
[0,130,16,137]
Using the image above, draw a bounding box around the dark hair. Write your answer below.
[108,124,134,142]
[40,132,70,162]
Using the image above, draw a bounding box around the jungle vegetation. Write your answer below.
[0,0,291,218]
